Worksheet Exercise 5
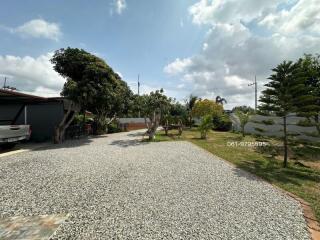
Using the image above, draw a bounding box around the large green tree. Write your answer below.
[294,54,320,135]
[51,47,132,141]
[259,61,302,167]
[192,99,223,119]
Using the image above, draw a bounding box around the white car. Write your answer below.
[0,125,31,149]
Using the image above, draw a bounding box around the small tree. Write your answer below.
[185,95,198,128]
[259,61,301,167]
[169,101,188,125]
[235,110,252,137]
[234,106,254,137]
[140,89,172,140]
[198,115,213,139]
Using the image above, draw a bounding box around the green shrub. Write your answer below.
[198,115,213,139]
[261,119,275,125]
[297,119,314,127]
[254,127,265,133]
[107,123,122,133]
[303,131,320,137]
[212,114,232,131]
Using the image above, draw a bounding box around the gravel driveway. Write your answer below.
[0,130,310,239]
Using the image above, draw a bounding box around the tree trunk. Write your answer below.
[54,103,76,144]
[164,120,169,135]
[201,131,206,139]
[283,116,288,168]
[314,114,320,135]
[242,125,245,137]
[178,120,183,136]
[149,130,156,140]
[82,110,86,126]
[95,111,116,135]
[147,111,160,140]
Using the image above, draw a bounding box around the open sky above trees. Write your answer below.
[0,0,319,109]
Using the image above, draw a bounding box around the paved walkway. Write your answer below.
[0,130,310,239]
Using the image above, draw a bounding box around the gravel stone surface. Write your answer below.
[0,130,310,239]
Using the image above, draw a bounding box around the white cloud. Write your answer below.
[115,0,127,14]
[24,86,62,97]
[12,19,61,41]
[164,58,192,75]
[0,53,65,97]
[224,75,250,89]
[164,0,320,109]
[189,0,281,25]
[259,0,320,35]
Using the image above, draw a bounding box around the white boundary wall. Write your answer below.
[230,113,320,142]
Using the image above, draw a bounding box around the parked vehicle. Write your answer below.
[0,125,31,149]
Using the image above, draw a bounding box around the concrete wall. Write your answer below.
[0,102,64,141]
[117,118,149,131]
[230,113,320,142]
[118,118,150,124]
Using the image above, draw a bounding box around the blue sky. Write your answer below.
[0,0,206,99]
[1,0,319,109]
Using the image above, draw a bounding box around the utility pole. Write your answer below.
[138,74,141,118]
[138,74,140,96]
[248,75,257,111]
[3,77,7,88]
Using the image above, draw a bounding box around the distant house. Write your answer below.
[0,89,78,142]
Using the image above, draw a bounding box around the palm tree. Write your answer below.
[215,96,227,105]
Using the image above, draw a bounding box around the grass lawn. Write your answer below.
[155,128,320,222]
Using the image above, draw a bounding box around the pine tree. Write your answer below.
[259,61,301,167]
[294,54,320,135]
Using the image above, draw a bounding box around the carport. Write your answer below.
[0,89,77,142]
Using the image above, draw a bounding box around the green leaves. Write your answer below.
[198,115,213,139]
[192,99,223,118]
[259,61,298,117]
[51,47,133,131]
[293,54,320,134]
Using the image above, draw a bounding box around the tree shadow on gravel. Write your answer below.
[231,167,263,183]
[232,160,320,186]
[30,137,94,152]
[109,139,150,148]
[127,132,146,137]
